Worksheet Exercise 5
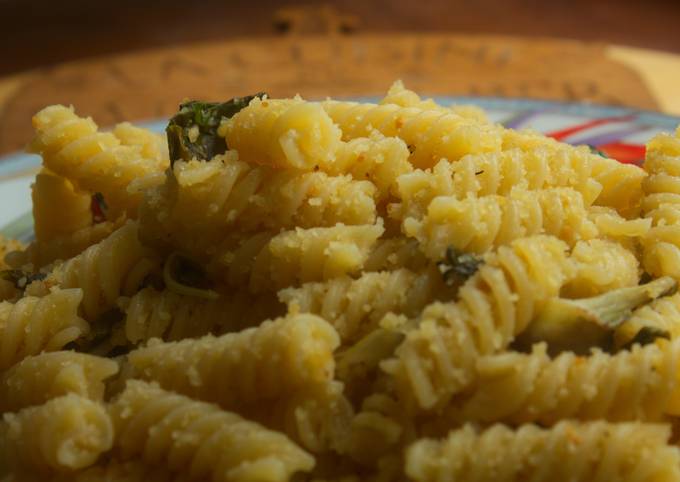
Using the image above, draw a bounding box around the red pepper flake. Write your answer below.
[91,193,108,224]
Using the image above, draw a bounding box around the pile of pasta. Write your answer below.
[2,80,680,481]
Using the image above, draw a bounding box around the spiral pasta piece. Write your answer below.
[112,122,168,163]
[331,132,413,201]
[640,129,680,278]
[220,96,342,170]
[395,151,603,221]
[0,236,23,302]
[0,351,118,413]
[279,267,448,342]
[46,221,159,320]
[380,80,489,123]
[615,292,680,349]
[121,286,283,344]
[128,313,339,409]
[0,289,88,371]
[110,380,314,482]
[346,393,414,466]
[21,221,120,268]
[244,381,354,455]
[405,421,680,482]
[382,235,573,411]
[446,340,680,425]
[31,170,92,243]
[363,236,429,273]
[502,128,647,217]
[1,394,113,474]
[406,187,597,260]
[139,154,376,255]
[212,223,384,293]
[322,100,502,169]
[35,458,179,482]
[562,239,640,298]
[29,105,169,218]
[587,206,652,252]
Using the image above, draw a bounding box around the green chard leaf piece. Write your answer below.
[437,247,484,286]
[163,252,219,300]
[0,269,47,290]
[514,276,677,356]
[620,326,671,351]
[588,145,608,158]
[166,93,266,164]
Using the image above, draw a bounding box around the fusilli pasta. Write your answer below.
[244,381,354,455]
[382,235,573,411]
[220,97,342,170]
[562,239,640,298]
[346,393,415,466]
[31,170,92,243]
[502,128,647,217]
[29,458,179,482]
[380,80,489,123]
[0,236,23,302]
[640,129,680,278]
[46,221,159,320]
[322,100,502,169]
[212,223,384,292]
[394,152,603,222]
[127,313,339,409]
[0,351,118,413]
[110,380,314,482]
[0,289,88,371]
[405,421,680,482]
[332,132,413,201]
[279,266,449,342]
[112,122,168,163]
[615,292,680,349]
[1,394,113,474]
[139,154,376,255]
[19,221,120,268]
[445,340,680,425]
[121,286,283,344]
[7,91,679,482]
[363,236,429,273]
[404,187,598,259]
[29,105,169,218]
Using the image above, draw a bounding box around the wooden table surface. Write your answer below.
[1,2,680,155]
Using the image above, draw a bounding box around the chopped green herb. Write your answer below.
[437,247,483,286]
[0,269,46,290]
[163,253,219,300]
[166,94,266,164]
[620,326,671,350]
[588,145,608,158]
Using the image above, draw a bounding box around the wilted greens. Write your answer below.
[163,252,219,300]
[514,276,677,355]
[166,94,265,164]
[437,247,484,286]
[0,269,46,290]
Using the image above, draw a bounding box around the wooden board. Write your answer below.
[0,33,663,155]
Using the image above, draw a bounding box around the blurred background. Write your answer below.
[2,0,680,75]
[1,0,679,154]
